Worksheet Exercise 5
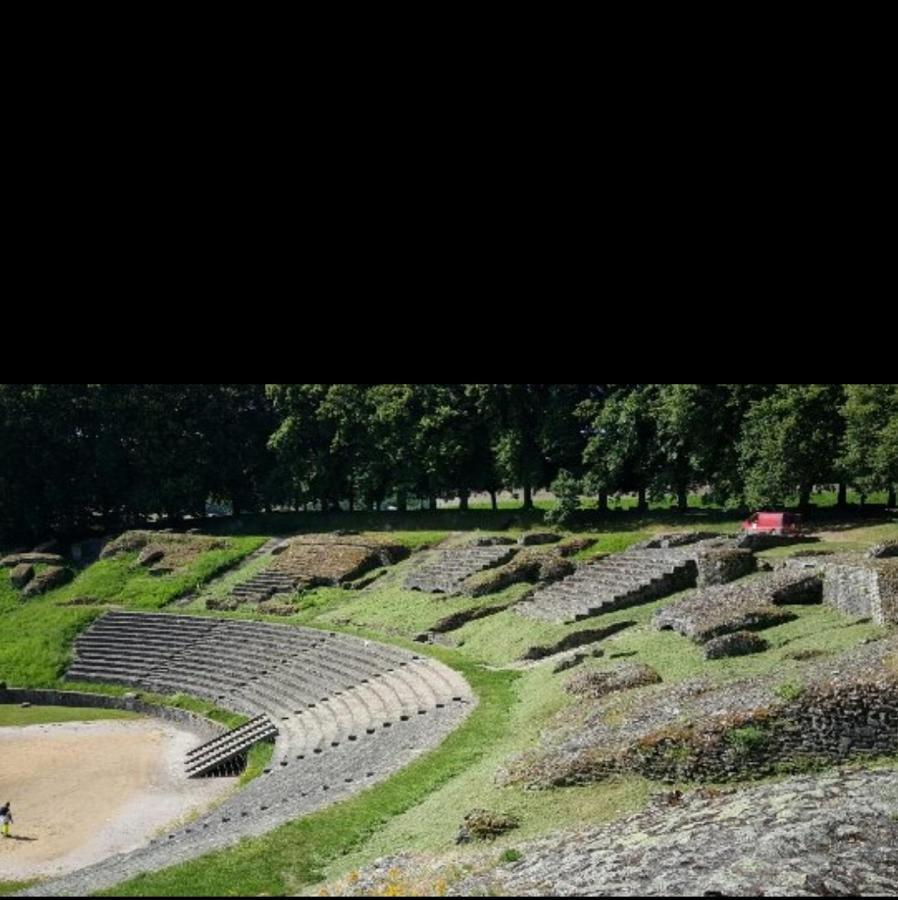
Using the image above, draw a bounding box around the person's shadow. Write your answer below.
[4,835,37,842]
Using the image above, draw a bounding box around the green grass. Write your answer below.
[0,704,141,727]
[726,725,769,751]
[239,740,275,787]
[0,880,39,896]
[0,537,263,688]
[3,515,895,896]
[51,536,266,609]
[572,601,888,688]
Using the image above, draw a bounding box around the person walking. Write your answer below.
[0,801,12,838]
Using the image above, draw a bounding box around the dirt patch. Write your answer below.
[0,719,233,881]
[100,531,230,574]
[273,535,408,587]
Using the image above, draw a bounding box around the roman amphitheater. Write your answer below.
[1,524,896,896]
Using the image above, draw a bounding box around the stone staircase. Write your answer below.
[186,715,279,778]
[230,570,299,603]
[405,545,518,595]
[49,611,476,897]
[517,550,699,623]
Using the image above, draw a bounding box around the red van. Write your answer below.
[741,511,803,536]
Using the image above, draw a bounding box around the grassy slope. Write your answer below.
[0,881,38,896]
[2,516,896,896]
[0,705,140,727]
[0,536,264,687]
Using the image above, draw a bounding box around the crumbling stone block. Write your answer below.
[868,540,898,559]
[137,547,166,567]
[519,532,561,546]
[565,662,661,699]
[704,631,769,660]
[9,563,35,589]
[456,809,520,844]
[22,566,72,597]
[696,548,756,587]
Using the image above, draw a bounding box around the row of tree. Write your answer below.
[0,384,895,542]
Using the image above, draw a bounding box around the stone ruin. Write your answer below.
[224,534,410,609]
[404,543,519,595]
[1,549,72,597]
[452,769,898,897]
[323,768,898,896]
[564,661,662,700]
[653,569,823,643]
[516,535,757,625]
[779,554,898,626]
[100,530,229,579]
[501,635,898,789]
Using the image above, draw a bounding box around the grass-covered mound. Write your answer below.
[0,534,264,687]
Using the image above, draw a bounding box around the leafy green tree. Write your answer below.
[267,384,340,510]
[472,384,591,509]
[652,384,776,509]
[738,384,845,509]
[0,383,93,540]
[841,384,898,506]
[545,469,582,527]
[581,384,659,510]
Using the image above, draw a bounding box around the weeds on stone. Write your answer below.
[726,725,768,753]
[774,681,804,702]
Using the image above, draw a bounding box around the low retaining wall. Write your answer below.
[0,687,224,742]
[823,563,898,626]
[630,681,898,783]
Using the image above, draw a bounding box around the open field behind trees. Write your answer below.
[1,503,896,896]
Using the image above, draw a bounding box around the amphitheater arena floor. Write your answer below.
[0,719,234,881]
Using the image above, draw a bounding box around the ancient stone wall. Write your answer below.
[628,680,898,783]
[504,637,898,789]
[695,548,756,588]
[0,687,223,741]
[824,565,881,620]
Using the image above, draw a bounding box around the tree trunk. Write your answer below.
[799,484,812,509]
[347,491,354,513]
[888,487,896,508]
[397,490,408,513]
[523,484,534,510]
[677,485,688,512]
[429,495,437,511]
[490,490,498,511]
[459,490,469,511]
[637,487,648,511]
[598,491,608,513]
[837,483,848,508]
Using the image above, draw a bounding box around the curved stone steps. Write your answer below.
[20,695,473,898]
[47,612,476,897]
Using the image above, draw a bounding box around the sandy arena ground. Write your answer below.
[0,719,236,881]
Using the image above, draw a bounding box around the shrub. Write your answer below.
[775,681,804,702]
[545,471,582,528]
[726,725,768,753]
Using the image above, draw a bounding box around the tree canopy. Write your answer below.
[0,383,894,542]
